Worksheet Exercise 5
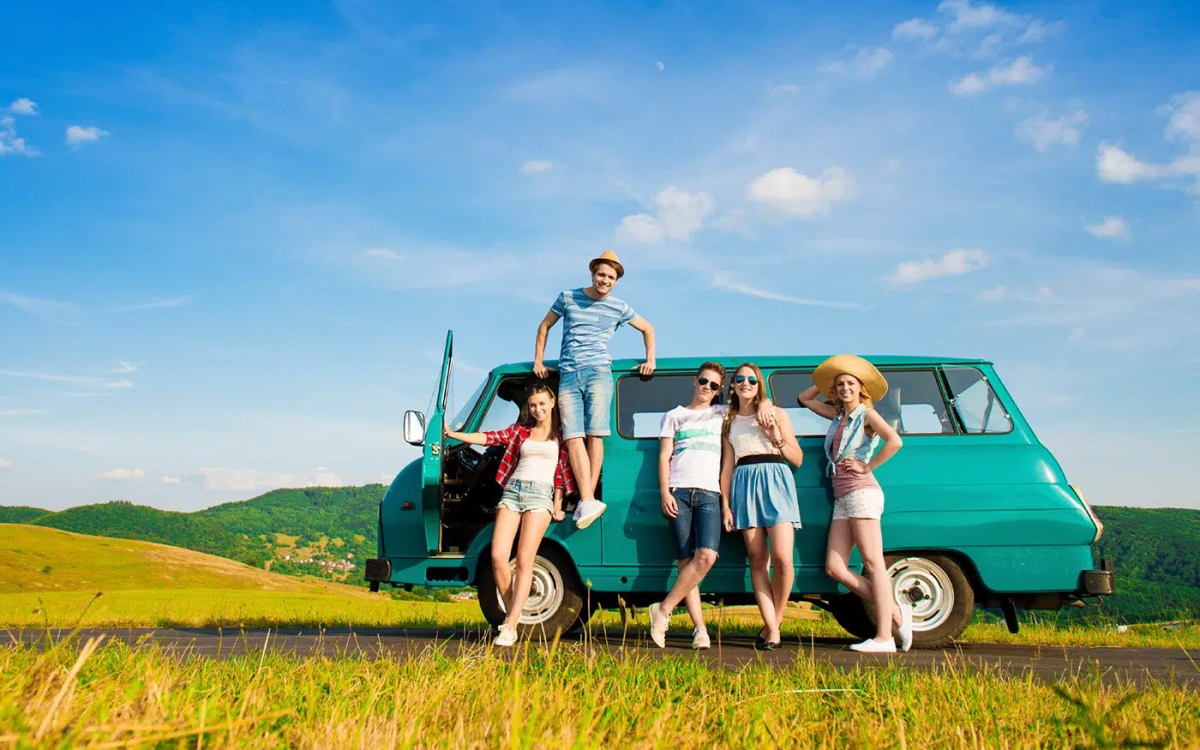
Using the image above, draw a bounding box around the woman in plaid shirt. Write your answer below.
[444,381,576,647]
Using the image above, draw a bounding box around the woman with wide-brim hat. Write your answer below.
[798,354,913,653]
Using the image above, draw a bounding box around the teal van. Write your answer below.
[366,332,1114,648]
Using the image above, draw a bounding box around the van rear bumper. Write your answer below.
[1079,558,1115,596]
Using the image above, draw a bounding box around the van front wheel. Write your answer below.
[477,544,588,638]
[826,554,975,649]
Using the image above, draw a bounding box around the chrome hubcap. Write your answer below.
[496,556,564,626]
[888,557,954,632]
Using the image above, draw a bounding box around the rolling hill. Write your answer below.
[0,524,376,597]
[1,488,1196,622]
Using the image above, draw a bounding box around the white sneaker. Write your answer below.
[494,625,517,648]
[897,601,914,652]
[648,602,669,648]
[850,637,897,654]
[575,500,607,529]
[691,628,711,650]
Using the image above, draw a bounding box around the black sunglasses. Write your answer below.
[696,376,722,390]
[733,375,759,385]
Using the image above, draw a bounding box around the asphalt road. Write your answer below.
[7,628,1197,687]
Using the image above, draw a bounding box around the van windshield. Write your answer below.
[450,378,488,431]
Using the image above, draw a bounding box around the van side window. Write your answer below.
[765,372,834,437]
[476,380,522,434]
[944,367,1014,434]
[773,369,955,436]
[875,370,955,434]
[617,375,702,439]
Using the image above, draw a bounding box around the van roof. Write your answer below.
[491,355,992,376]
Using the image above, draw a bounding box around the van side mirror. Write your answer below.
[403,410,427,446]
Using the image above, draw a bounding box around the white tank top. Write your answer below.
[510,439,558,485]
[727,414,781,461]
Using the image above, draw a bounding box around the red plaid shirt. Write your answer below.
[484,424,577,496]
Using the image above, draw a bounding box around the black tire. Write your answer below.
[825,554,975,649]
[476,543,588,638]
[827,594,876,640]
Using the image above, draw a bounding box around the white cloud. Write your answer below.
[1019,19,1066,44]
[362,248,404,260]
[199,466,344,493]
[818,47,894,79]
[0,115,39,157]
[0,291,76,317]
[160,476,182,485]
[0,408,46,417]
[124,296,194,310]
[747,167,853,218]
[655,61,665,71]
[1096,144,1167,184]
[1016,109,1087,151]
[893,18,938,40]
[111,360,139,374]
[1161,91,1200,144]
[1069,327,1085,341]
[65,125,108,146]
[519,159,555,175]
[0,458,9,469]
[617,186,716,244]
[710,209,753,238]
[979,285,1008,302]
[8,98,38,115]
[0,369,133,390]
[1084,216,1130,239]
[938,0,1023,33]
[889,249,992,286]
[710,274,866,310]
[951,56,1048,96]
[96,468,145,480]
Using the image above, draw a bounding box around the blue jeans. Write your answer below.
[498,479,554,514]
[558,366,613,440]
[668,488,722,561]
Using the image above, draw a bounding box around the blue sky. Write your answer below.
[2,0,1199,511]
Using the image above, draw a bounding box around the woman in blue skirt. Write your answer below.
[720,363,804,650]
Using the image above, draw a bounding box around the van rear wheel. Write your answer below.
[826,554,975,649]
[477,544,588,638]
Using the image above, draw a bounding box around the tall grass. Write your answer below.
[1,636,1195,748]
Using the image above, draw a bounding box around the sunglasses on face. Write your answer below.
[696,376,722,390]
[733,375,759,385]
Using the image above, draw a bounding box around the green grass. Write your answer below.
[1,637,1196,748]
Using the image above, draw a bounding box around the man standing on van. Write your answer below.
[534,250,655,529]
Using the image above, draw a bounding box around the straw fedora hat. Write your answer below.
[812,354,888,402]
[589,250,625,279]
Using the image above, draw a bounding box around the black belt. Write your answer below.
[736,455,787,467]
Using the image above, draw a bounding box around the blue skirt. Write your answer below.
[732,461,802,530]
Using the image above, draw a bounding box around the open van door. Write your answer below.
[416,330,452,553]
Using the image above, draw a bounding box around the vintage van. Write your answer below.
[366,332,1114,648]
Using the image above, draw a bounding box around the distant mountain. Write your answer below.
[1,486,386,585]
[2,491,1196,620]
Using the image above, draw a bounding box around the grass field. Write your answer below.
[1,636,1197,748]
[2,524,1199,649]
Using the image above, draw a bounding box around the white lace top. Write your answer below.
[727,413,781,461]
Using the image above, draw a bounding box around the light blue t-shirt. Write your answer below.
[551,288,637,373]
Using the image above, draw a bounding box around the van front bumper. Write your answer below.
[364,556,474,589]
[1079,558,1115,596]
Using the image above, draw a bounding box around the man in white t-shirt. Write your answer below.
[647,362,774,650]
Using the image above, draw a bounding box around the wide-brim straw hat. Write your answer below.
[589,249,625,279]
[812,354,889,402]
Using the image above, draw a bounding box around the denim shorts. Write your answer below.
[498,479,554,515]
[557,366,613,440]
[667,488,722,561]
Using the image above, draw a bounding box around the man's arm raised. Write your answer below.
[533,310,561,379]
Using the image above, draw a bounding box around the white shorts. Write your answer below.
[832,487,885,520]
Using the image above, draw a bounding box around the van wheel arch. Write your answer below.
[475,540,591,637]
